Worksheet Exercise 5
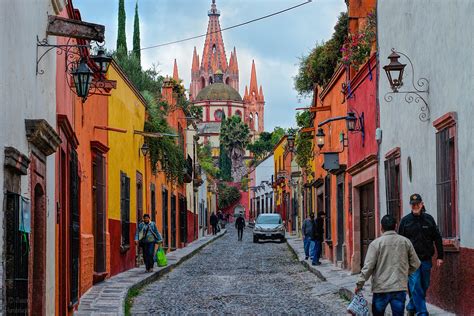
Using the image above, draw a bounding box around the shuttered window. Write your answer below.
[385,156,401,224]
[436,127,457,238]
[120,172,130,246]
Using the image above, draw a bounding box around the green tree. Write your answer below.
[248,126,286,162]
[132,1,141,65]
[217,183,241,209]
[294,110,314,173]
[294,12,348,96]
[218,142,232,181]
[116,0,127,57]
[220,116,251,182]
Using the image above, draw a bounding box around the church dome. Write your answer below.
[195,83,242,102]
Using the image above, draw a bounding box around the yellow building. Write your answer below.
[107,61,147,276]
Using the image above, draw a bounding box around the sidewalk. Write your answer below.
[287,236,454,316]
[75,230,226,315]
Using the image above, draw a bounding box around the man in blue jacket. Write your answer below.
[135,214,162,272]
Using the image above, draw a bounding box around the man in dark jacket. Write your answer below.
[302,213,315,260]
[210,212,218,235]
[312,211,325,266]
[398,193,444,316]
[235,215,246,241]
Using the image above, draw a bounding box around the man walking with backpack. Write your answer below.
[302,213,315,260]
[355,215,420,316]
[398,194,444,316]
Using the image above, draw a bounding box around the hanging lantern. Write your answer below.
[287,134,295,152]
[316,128,325,149]
[383,51,406,92]
[140,142,150,157]
[72,58,93,101]
[346,112,357,131]
[91,48,112,75]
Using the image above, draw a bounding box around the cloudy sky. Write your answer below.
[76,0,346,130]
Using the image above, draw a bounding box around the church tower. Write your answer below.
[243,60,265,134]
[190,0,239,101]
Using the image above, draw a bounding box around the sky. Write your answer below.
[75,0,346,131]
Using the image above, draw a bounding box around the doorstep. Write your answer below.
[75,229,226,315]
[286,236,454,316]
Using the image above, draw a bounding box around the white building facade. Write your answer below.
[250,154,275,218]
[378,1,474,314]
[0,0,64,314]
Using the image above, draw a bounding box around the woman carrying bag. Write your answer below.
[135,213,162,272]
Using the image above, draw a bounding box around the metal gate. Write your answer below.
[5,192,29,315]
[70,150,80,305]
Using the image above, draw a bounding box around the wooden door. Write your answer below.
[360,181,375,267]
[336,178,344,262]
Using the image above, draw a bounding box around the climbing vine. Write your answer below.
[341,10,376,68]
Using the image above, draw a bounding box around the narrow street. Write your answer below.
[130,227,348,315]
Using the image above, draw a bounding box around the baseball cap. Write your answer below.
[410,193,423,205]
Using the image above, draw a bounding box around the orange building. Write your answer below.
[312,65,350,267]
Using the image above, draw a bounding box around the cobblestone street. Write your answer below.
[131,227,348,315]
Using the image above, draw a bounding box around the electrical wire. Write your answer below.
[140,0,312,51]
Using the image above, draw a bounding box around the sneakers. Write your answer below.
[406,310,415,316]
[312,262,321,266]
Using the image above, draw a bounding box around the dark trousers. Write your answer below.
[312,239,322,264]
[372,291,406,316]
[211,224,217,235]
[141,242,155,271]
[237,228,243,240]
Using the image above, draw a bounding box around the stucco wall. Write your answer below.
[0,1,59,314]
[378,0,474,249]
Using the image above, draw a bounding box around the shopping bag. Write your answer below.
[155,247,167,267]
[347,292,369,316]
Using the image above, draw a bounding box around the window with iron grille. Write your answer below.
[325,175,331,240]
[120,172,130,246]
[436,127,457,238]
[136,172,143,223]
[385,156,401,224]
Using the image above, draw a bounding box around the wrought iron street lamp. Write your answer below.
[91,48,112,75]
[383,51,406,92]
[140,142,150,157]
[346,112,357,131]
[71,58,93,102]
[316,128,325,149]
[287,134,295,152]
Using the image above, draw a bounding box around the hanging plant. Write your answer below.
[341,10,376,68]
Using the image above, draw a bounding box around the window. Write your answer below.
[136,172,143,223]
[385,151,401,224]
[214,109,224,121]
[162,188,169,248]
[325,175,331,240]
[435,120,457,238]
[120,172,131,247]
[235,110,242,118]
[150,184,156,222]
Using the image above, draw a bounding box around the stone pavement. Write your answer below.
[75,230,226,316]
[131,226,349,315]
[286,235,454,315]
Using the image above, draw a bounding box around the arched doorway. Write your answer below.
[32,183,46,315]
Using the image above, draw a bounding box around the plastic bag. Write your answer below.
[155,247,167,267]
[347,292,369,316]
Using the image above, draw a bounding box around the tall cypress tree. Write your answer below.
[116,0,127,56]
[133,1,141,65]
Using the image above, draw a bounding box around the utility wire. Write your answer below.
[140,0,313,51]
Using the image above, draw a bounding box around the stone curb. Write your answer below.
[286,242,327,281]
[75,230,226,316]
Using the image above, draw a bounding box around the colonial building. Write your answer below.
[378,1,474,314]
[191,0,265,156]
[249,154,275,220]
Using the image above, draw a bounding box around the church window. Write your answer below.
[212,44,216,54]
[214,109,224,121]
[235,110,242,118]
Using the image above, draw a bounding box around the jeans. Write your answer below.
[303,236,313,258]
[372,291,407,316]
[407,260,432,315]
[312,239,322,264]
[237,228,243,240]
[141,242,155,271]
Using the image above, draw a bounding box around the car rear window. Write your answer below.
[256,216,281,224]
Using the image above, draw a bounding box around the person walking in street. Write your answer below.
[210,212,218,235]
[355,215,420,316]
[135,214,162,272]
[235,215,246,241]
[312,211,325,266]
[398,194,444,316]
[302,213,315,260]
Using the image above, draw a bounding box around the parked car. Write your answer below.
[253,213,286,243]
